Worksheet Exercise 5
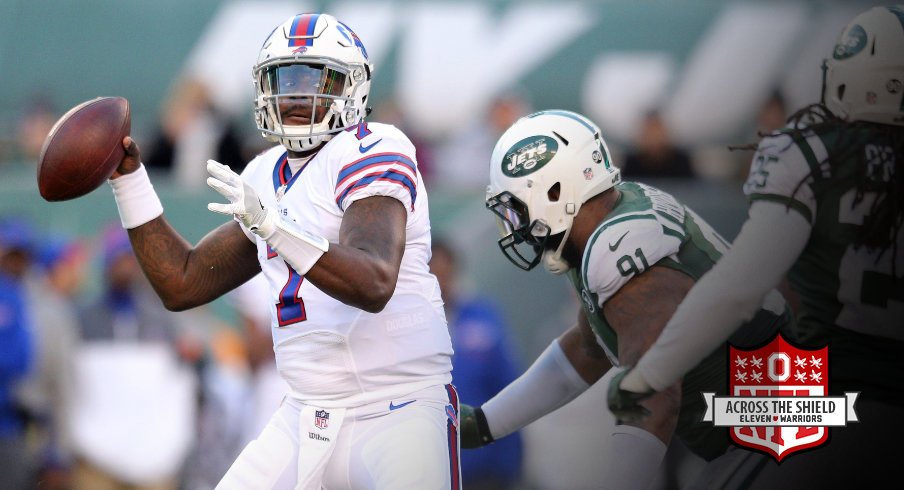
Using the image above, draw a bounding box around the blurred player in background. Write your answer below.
[0,218,35,489]
[18,234,86,489]
[430,238,524,489]
[70,226,197,490]
[459,110,791,489]
[609,5,904,487]
[104,12,456,489]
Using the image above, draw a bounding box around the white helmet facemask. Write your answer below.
[486,110,621,274]
[253,13,373,152]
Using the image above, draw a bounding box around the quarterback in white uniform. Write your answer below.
[105,13,458,489]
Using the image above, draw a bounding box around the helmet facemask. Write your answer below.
[486,110,622,274]
[487,191,553,271]
[254,58,365,152]
[253,14,373,152]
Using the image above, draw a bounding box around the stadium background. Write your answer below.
[0,0,887,487]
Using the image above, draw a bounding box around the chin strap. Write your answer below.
[542,227,573,275]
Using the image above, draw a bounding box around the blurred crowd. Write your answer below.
[1,76,791,192]
[0,217,216,489]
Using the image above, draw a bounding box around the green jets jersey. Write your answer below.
[744,124,904,401]
[567,181,791,461]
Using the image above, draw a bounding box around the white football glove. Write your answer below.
[206,159,276,238]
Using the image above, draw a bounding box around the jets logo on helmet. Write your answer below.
[487,110,621,274]
[253,13,374,152]
[502,136,558,177]
[833,24,867,60]
[823,6,904,126]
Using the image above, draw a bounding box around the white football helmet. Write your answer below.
[824,6,904,126]
[253,13,373,152]
[486,110,621,274]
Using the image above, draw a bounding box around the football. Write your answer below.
[37,96,131,201]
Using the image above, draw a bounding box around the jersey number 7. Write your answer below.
[268,245,307,326]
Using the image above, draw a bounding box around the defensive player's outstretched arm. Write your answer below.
[461,311,610,447]
[110,137,262,311]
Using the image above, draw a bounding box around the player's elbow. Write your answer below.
[359,285,394,313]
[360,299,388,314]
[359,271,397,313]
[162,299,190,312]
[160,293,199,312]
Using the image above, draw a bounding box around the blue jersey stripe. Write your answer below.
[336,153,416,187]
[336,170,417,210]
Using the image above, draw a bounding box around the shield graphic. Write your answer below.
[315,409,330,430]
[729,333,829,462]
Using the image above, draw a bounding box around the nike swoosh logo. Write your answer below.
[359,138,383,153]
[389,400,416,411]
[609,231,629,251]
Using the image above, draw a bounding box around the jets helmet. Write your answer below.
[824,6,904,126]
[486,110,621,274]
[253,13,373,152]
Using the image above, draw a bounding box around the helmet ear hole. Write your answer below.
[547,182,561,202]
[837,84,846,101]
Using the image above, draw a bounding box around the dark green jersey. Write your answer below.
[568,181,790,460]
[744,124,904,401]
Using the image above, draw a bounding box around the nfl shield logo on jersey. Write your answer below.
[315,410,330,429]
[701,333,860,462]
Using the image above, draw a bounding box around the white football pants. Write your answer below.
[217,384,461,490]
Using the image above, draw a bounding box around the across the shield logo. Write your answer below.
[729,334,828,462]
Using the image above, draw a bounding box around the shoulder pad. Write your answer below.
[332,122,419,212]
[582,215,683,305]
[743,132,823,223]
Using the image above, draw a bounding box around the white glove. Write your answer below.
[207,159,276,238]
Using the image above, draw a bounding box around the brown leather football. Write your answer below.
[37,96,131,201]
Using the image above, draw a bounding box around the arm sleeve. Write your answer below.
[634,201,811,391]
[481,339,590,439]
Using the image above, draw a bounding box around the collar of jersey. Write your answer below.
[271,151,309,194]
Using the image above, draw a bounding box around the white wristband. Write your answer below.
[481,339,589,440]
[108,164,164,229]
[264,209,330,275]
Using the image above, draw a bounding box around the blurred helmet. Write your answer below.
[486,110,621,273]
[253,13,373,152]
[824,6,904,126]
